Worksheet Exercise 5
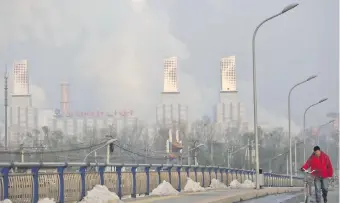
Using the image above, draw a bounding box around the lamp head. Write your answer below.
[281,3,299,14]
[318,98,328,103]
[329,119,335,124]
[306,75,317,81]
[106,138,118,144]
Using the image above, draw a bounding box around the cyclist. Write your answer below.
[300,146,333,203]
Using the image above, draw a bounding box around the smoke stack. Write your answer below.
[60,82,70,116]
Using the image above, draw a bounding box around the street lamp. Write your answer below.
[252,2,299,189]
[288,75,317,185]
[316,120,335,145]
[303,98,328,161]
[83,139,118,164]
[188,144,204,165]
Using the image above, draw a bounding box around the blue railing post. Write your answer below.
[240,170,243,183]
[229,169,233,181]
[185,167,190,177]
[201,168,205,187]
[193,167,198,182]
[208,167,212,185]
[219,168,223,182]
[116,166,123,199]
[144,166,150,195]
[235,169,238,181]
[271,173,273,187]
[98,166,105,185]
[167,166,173,184]
[176,166,182,192]
[1,167,10,200]
[225,169,229,185]
[156,166,162,184]
[79,166,87,200]
[131,167,137,198]
[214,168,218,180]
[251,170,255,182]
[57,166,66,203]
[32,167,40,203]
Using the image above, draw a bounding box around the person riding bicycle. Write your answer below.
[300,146,333,203]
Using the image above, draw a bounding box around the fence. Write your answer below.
[0,162,304,203]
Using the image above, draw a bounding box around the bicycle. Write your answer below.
[302,169,315,203]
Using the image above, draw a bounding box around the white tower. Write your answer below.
[163,57,178,93]
[220,56,236,92]
[13,60,29,95]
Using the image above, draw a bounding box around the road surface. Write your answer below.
[125,188,303,203]
[241,187,339,203]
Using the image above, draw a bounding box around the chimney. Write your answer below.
[60,82,70,116]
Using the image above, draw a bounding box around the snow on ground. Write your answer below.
[210,178,228,189]
[229,179,255,189]
[183,177,205,192]
[241,179,255,188]
[38,198,56,203]
[79,185,123,203]
[0,200,12,203]
[230,180,241,189]
[151,180,179,196]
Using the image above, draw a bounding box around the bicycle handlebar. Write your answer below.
[302,169,316,174]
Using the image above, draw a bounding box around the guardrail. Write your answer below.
[0,162,304,203]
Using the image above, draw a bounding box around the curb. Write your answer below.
[209,187,304,203]
[280,193,304,203]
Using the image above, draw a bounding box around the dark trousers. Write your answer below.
[314,177,328,203]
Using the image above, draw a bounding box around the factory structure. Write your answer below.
[5,56,249,150]
[156,57,188,128]
[215,56,248,136]
[7,60,139,147]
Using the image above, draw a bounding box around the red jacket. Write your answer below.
[302,151,333,178]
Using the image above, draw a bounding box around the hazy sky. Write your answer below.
[0,0,338,132]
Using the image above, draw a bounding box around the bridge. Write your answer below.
[0,162,304,203]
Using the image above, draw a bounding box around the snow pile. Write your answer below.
[229,179,255,189]
[38,198,56,203]
[183,178,205,192]
[0,200,12,203]
[240,179,255,189]
[79,185,123,203]
[151,180,179,196]
[229,180,241,189]
[210,178,227,189]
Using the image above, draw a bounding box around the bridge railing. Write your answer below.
[0,162,304,203]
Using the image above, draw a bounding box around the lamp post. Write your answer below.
[252,2,299,189]
[83,139,117,164]
[303,98,328,161]
[188,143,204,165]
[288,75,317,185]
[316,120,335,145]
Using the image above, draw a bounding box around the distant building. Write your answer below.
[157,57,188,128]
[8,60,33,146]
[60,82,70,116]
[216,56,248,134]
[11,60,32,108]
[48,109,139,139]
[13,60,30,96]
[163,57,178,93]
[156,104,188,127]
[220,56,236,92]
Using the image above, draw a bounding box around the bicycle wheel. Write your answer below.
[304,184,309,203]
[304,195,309,203]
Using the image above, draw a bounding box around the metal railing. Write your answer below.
[0,162,304,203]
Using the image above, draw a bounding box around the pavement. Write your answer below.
[124,187,304,203]
[242,186,338,203]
